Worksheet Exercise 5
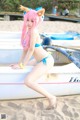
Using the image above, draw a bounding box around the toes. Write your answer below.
[46,97,57,110]
[46,106,55,110]
[46,102,57,110]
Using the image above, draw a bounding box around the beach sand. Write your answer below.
[0,95,80,120]
[0,21,80,33]
[0,21,80,120]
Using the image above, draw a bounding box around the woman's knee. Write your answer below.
[24,76,33,87]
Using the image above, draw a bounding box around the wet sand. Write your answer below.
[0,21,80,120]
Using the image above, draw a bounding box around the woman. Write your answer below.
[11,5,57,109]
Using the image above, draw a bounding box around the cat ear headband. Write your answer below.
[19,5,45,16]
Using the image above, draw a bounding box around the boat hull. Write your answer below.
[0,31,80,64]
[0,31,21,40]
[0,65,80,100]
[0,41,79,65]
[0,32,80,100]
[0,46,71,65]
[0,49,22,64]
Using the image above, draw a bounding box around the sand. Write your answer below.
[0,21,80,33]
[0,20,80,120]
[0,95,80,120]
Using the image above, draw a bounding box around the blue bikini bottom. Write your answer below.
[40,54,54,65]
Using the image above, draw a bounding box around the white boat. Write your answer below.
[0,31,80,44]
[0,63,80,100]
[41,32,80,48]
[0,31,22,64]
[0,31,21,40]
[45,46,80,68]
[0,42,22,64]
[0,31,80,64]
[0,31,80,100]
[0,41,80,65]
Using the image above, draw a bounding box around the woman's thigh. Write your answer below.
[25,62,49,82]
[25,55,54,82]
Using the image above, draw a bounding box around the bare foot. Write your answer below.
[46,96,57,110]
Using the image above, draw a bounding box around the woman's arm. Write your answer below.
[11,31,37,69]
[19,49,27,64]
[10,49,27,69]
[10,50,27,69]
[23,31,36,66]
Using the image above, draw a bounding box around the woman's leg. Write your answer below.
[24,62,56,109]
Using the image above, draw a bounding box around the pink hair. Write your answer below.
[21,10,42,50]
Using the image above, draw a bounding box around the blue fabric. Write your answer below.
[23,11,27,15]
[41,32,80,40]
[52,8,57,14]
[35,7,42,11]
[40,33,79,40]
[51,34,73,40]
[66,31,80,39]
[23,8,32,15]
[35,43,42,47]
[41,57,47,64]
[66,31,80,36]
[41,55,52,65]
[41,56,49,64]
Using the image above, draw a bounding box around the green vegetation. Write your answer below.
[0,0,79,14]
[0,0,53,12]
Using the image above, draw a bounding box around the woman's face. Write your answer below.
[26,19,34,29]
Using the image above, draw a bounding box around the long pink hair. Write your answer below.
[21,10,42,50]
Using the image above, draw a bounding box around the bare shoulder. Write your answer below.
[32,29,39,35]
[31,29,39,38]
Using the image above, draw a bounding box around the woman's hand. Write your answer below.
[10,63,21,69]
